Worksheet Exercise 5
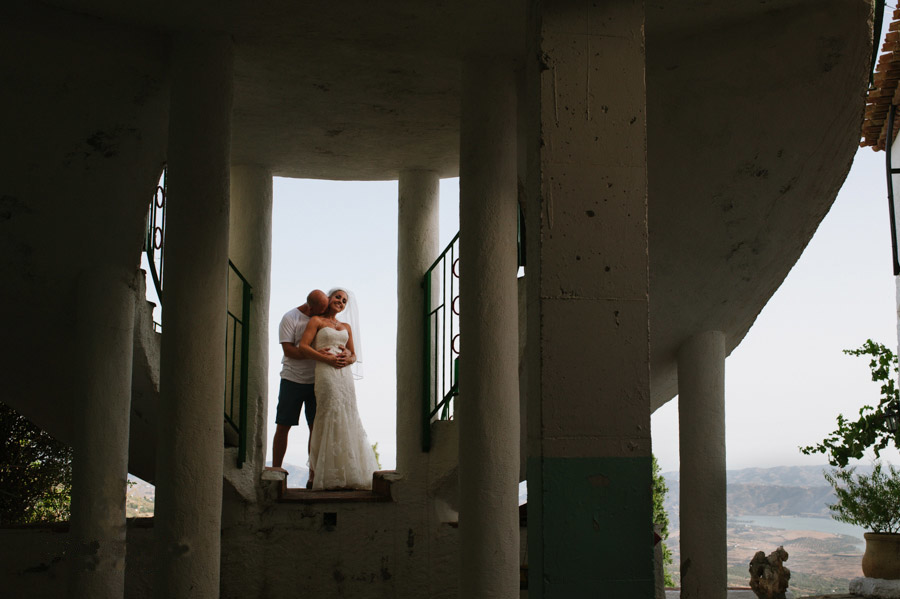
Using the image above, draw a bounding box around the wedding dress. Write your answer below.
[308,327,379,490]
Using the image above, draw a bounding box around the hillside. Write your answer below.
[659,464,872,594]
[126,475,155,518]
[661,464,876,519]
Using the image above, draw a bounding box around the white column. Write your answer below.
[458,58,520,599]
[154,32,233,599]
[678,331,727,599]
[229,165,273,467]
[396,170,440,477]
[69,266,135,599]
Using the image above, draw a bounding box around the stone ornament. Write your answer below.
[749,546,791,599]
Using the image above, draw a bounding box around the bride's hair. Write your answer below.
[327,287,363,380]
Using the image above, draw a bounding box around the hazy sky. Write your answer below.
[266,142,900,475]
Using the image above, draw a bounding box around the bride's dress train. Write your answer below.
[308,327,378,490]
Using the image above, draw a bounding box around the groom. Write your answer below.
[270,289,349,486]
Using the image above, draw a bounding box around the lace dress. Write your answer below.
[308,327,378,490]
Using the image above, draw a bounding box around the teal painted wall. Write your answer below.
[527,456,654,598]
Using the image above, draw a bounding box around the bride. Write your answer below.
[298,287,379,490]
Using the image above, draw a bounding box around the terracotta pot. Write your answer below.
[862,532,900,579]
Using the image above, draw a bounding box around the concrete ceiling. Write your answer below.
[36,0,873,410]
[646,0,871,407]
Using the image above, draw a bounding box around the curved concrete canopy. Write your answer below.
[646,0,871,408]
[11,0,871,440]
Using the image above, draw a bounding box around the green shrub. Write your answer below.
[824,462,900,533]
[800,340,900,468]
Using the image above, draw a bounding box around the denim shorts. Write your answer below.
[275,379,316,427]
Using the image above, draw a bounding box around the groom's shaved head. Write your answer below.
[308,289,329,315]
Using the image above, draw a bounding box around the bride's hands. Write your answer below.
[321,347,350,368]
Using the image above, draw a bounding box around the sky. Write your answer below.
[265,141,900,476]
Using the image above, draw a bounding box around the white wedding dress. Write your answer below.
[308,327,379,490]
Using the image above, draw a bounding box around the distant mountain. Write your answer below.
[126,475,155,518]
[268,462,310,488]
[662,464,874,487]
[127,475,155,500]
[661,464,877,520]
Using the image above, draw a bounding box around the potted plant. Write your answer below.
[824,462,900,579]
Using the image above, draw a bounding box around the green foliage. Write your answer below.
[0,402,72,524]
[371,442,381,470]
[652,455,675,587]
[799,340,900,468]
[824,462,900,533]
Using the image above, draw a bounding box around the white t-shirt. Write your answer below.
[279,308,316,384]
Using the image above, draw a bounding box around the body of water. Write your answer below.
[732,514,867,547]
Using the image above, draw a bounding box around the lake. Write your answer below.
[732,514,867,547]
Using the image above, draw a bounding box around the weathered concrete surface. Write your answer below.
[130,273,162,485]
[458,57,520,599]
[153,32,233,599]
[0,2,169,446]
[646,0,872,408]
[678,331,727,599]
[524,1,652,596]
[396,170,440,478]
[69,267,136,598]
[851,577,900,598]
[0,522,154,599]
[220,479,460,599]
[225,164,274,500]
[427,420,460,513]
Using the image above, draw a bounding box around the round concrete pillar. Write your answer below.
[69,266,135,599]
[396,169,440,477]
[229,165,273,468]
[458,58,520,599]
[677,330,727,599]
[153,32,232,599]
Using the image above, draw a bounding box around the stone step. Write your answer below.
[263,468,395,504]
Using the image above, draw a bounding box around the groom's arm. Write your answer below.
[281,342,308,360]
[297,318,345,367]
[286,341,346,365]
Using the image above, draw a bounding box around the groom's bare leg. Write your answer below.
[270,424,291,472]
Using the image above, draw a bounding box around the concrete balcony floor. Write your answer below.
[665,592,854,598]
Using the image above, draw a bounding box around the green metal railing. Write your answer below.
[225,260,252,468]
[422,233,460,452]
[420,208,525,451]
[144,168,166,331]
